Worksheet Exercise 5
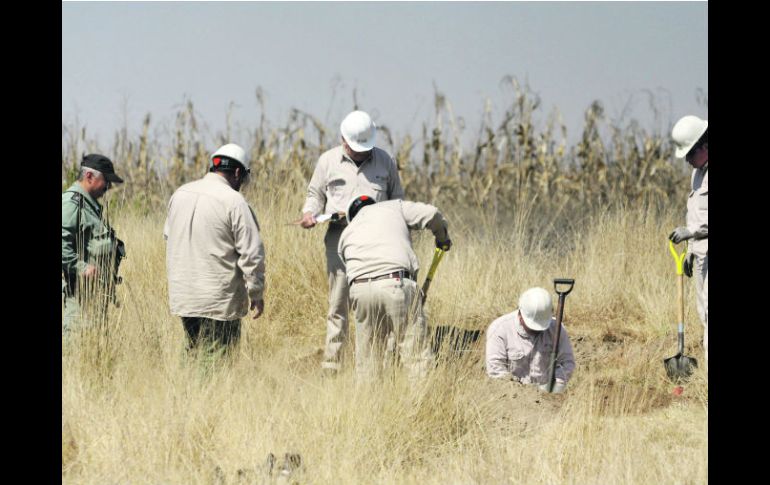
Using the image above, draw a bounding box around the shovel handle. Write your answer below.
[668,241,687,324]
[548,278,575,392]
[426,248,445,281]
[421,248,445,304]
[554,278,575,296]
[668,240,688,276]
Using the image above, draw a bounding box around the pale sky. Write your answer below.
[62,1,708,149]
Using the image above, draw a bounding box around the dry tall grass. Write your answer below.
[62,89,707,484]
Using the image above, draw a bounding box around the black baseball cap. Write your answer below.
[81,154,124,183]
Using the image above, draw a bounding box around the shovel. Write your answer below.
[420,248,480,358]
[546,278,575,392]
[421,247,445,304]
[663,240,698,382]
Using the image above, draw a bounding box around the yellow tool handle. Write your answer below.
[426,248,445,280]
[677,270,684,325]
[668,240,687,323]
[668,240,687,276]
[421,248,445,304]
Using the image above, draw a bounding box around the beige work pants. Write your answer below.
[348,277,432,381]
[321,226,350,370]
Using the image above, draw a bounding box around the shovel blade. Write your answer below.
[663,353,698,382]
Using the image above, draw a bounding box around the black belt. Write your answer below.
[352,270,413,285]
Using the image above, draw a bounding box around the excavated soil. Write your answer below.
[286,322,700,424]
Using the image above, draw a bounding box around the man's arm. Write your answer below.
[401,201,450,245]
[232,201,266,316]
[555,325,576,384]
[670,173,708,244]
[301,155,328,220]
[485,325,511,379]
[687,185,708,240]
[687,222,708,240]
[163,194,174,241]
[62,199,89,276]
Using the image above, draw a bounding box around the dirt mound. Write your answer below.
[286,327,689,424]
[477,379,566,437]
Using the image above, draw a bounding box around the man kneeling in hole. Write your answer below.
[485,287,576,393]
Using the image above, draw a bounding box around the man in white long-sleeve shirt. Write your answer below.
[338,195,451,381]
[299,111,404,373]
[485,287,576,393]
[669,115,708,362]
[164,143,266,358]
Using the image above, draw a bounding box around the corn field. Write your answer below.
[62,81,689,223]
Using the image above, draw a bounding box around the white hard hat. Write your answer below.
[211,143,249,170]
[340,110,377,152]
[672,115,708,159]
[518,287,553,331]
[346,193,376,222]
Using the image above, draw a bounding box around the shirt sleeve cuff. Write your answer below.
[246,281,264,301]
[302,202,320,215]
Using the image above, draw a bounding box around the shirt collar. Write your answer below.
[341,147,374,166]
[67,182,101,213]
[204,171,233,187]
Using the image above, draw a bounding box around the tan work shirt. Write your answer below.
[164,173,266,320]
[338,200,449,284]
[485,310,576,385]
[302,145,404,218]
[687,166,708,258]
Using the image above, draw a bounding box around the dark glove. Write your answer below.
[436,238,452,252]
[683,253,695,278]
[669,226,693,244]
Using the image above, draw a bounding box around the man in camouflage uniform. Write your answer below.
[62,154,125,336]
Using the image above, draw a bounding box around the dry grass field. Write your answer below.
[62,91,707,484]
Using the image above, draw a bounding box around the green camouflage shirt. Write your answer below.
[61,183,119,280]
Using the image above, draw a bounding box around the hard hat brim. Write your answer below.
[342,134,375,153]
[522,314,552,332]
[674,145,690,159]
[674,120,708,159]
